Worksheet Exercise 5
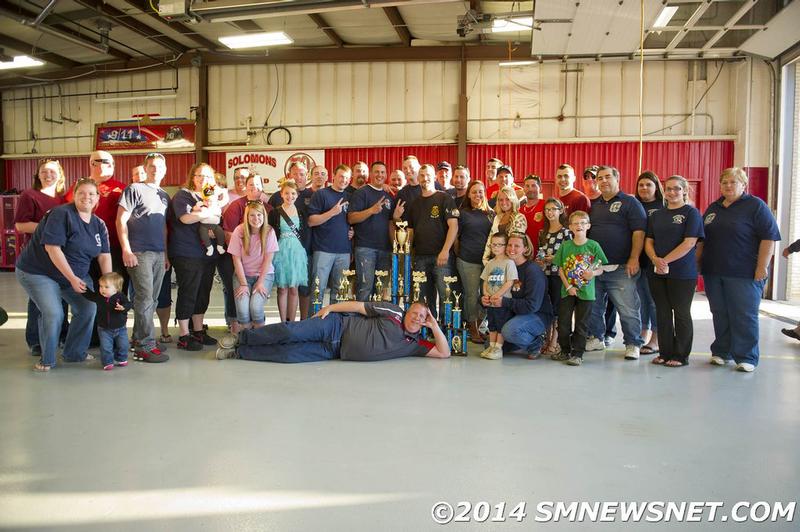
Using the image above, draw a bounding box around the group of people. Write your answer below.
[11,149,791,371]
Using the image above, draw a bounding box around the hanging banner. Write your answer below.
[224,150,324,193]
[95,120,196,151]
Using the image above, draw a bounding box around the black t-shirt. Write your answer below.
[457,208,494,264]
[407,192,458,256]
[396,184,422,222]
[340,302,434,361]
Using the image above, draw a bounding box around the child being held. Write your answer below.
[479,232,519,360]
[194,179,229,256]
[81,272,132,371]
[552,210,608,366]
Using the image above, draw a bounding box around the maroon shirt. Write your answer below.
[559,189,592,218]
[14,189,65,246]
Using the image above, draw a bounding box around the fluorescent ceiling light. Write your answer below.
[652,5,679,28]
[0,55,44,70]
[492,17,533,33]
[219,31,293,49]
[499,60,537,67]
[95,93,177,104]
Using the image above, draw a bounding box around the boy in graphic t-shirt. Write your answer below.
[553,210,607,366]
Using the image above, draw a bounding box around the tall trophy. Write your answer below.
[392,221,412,305]
[451,293,468,356]
[339,269,355,301]
[442,275,457,327]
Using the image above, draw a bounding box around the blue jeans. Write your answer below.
[25,298,68,349]
[501,312,547,354]
[127,251,165,350]
[310,251,351,310]
[636,271,657,332]
[412,254,455,320]
[233,274,274,324]
[354,247,391,302]
[98,326,129,366]
[456,257,484,323]
[703,274,764,366]
[16,269,96,368]
[588,267,643,347]
[237,313,343,363]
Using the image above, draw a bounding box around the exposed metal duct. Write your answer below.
[0,6,109,54]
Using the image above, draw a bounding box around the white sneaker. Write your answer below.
[736,362,755,372]
[624,345,640,360]
[482,346,503,360]
[585,337,606,352]
[710,355,728,366]
[217,245,226,254]
[205,245,214,256]
[479,345,493,358]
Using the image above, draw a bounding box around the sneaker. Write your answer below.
[216,345,237,360]
[780,328,800,341]
[192,329,217,346]
[178,334,203,351]
[481,346,503,360]
[205,245,214,257]
[103,364,114,371]
[736,362,755,372]
[130,340,168,353]
[566,355,583,366]
[603,336,614,347]
[710,355,729,366]
[115,360,128,367]
[479,345,493,358]
[624,345,640,360]
[216,245,226,254]
[133,348,169,363]
[585,337,606,352]
[551,351,570,362]
[218,334,238,349]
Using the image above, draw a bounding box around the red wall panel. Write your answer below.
[4,152,198,191]
[467,140,734,210]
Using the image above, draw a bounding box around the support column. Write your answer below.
[458,47,468,166]
[195,62,208,164]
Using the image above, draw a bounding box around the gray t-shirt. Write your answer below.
[340,302,433,361]
[118,183,169,253]
[481,257,518,298]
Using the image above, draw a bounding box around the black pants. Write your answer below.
[546,275,561,325]
[558,296,593,357]
[215,252,237,323]
[172,255,217,321]
[648,275,696,363]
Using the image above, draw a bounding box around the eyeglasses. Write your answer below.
[92,159,113,165]
[490,243,506,247]
[665,186,683,192]
[570,221,589,227]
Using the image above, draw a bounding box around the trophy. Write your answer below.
[442,275,458,327]
[412,271,427,304]
[392,221,413,304]
[374,270,388,301]
[451,292,468,356]
[395,221,408,252]
[312,276,322,314]
[338,269,356,301]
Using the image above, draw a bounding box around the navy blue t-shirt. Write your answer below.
[118,183,169,253]
[457,208,494,264]
[396,184,421,222]
[701,194,781,279]
[308,187,351,254]
[349,185,394,251]
[588,192,647,265]
[17,204,110,287]
[169,189,213,259]
[646,204,704,279]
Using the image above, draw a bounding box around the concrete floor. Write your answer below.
[0,271,798,531]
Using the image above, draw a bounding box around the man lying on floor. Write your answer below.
[215,300,451,362]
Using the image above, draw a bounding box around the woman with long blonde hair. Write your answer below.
[228,201,279,332]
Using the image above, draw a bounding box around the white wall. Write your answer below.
[732,58,773,169]
[1,67,198,155]
[2,59,756,156]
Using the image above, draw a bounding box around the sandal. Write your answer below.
[33,362,51,372]
[640,345,659,355]
[665,359,688,368]
[159,334,173,344]
[652,356,666,365]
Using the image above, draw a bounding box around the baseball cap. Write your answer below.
[436,161,452,171]
[583,165,599,178]
[497,165,513,175]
